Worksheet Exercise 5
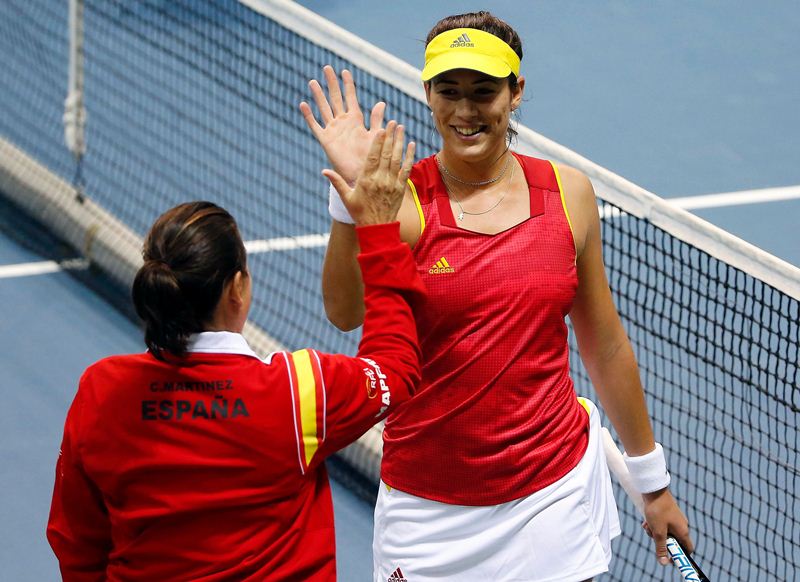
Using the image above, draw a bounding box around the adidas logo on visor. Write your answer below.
[449,33,474,48]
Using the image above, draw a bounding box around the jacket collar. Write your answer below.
[185,331,260,359]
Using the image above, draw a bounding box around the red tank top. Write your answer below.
[381,153,589,505]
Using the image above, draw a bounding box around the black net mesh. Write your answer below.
[569,206,799,580]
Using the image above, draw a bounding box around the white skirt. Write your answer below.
[373,399,621,582]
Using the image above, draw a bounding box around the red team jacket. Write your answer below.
[47,223,424,581]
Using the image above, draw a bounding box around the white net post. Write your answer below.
[64,0,86,160]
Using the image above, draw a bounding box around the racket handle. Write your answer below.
[667,536,710,582]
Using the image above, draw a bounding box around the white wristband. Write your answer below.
[328,184,355,224]
[623,442,671,493]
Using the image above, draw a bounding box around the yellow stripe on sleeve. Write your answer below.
[549,161,575,237]
[407,178,425,235]
[292,349,320,466]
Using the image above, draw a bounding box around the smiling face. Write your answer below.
[425,69,524,167]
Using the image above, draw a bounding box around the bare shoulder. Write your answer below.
[555,164,596,206]
[398,182,422,247]
[553,164,599,258]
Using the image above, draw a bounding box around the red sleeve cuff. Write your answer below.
[355,222,402,253]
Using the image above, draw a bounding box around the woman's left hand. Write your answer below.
[300,65,386,185]
[641,488,693,566]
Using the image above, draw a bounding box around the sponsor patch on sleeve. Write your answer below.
[360,357,391,417]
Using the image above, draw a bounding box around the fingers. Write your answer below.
[363,128,387,174]
[399,141,416,184]
[385,124,415,184]
[651,526,670,566]
[346,121,412,226]
[389,124,405,176]
[670,523,694,555]
[342,69,362,114]
[360,120,412,183]
[308,67,358,124]
[322,169,352,199]
[323,65,345,117]
[298,101,323,138]
[379,121,398,171]
[308,79,334,124]
[369,101,386,131]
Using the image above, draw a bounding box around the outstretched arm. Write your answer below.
[300,66,389,330]
[561,165,693,567]
[292,124,423,465]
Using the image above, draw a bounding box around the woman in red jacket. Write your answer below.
[47,125,420,581]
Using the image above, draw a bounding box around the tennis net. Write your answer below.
[1,0,797,579]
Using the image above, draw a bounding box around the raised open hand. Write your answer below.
[300,66,386,185]
[322,121,415,226]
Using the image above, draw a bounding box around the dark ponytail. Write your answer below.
[132,202,247,360]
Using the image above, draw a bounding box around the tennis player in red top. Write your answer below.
[301,11,694,581]
[47,125,421,581]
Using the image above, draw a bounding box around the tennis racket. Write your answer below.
[601,428,710,582]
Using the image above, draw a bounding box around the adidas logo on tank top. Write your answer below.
[428,256,454,274]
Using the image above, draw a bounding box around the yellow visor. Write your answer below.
[421,28,521,81]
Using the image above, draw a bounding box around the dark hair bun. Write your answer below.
[133,259,195,357]
[132,202,246,360]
